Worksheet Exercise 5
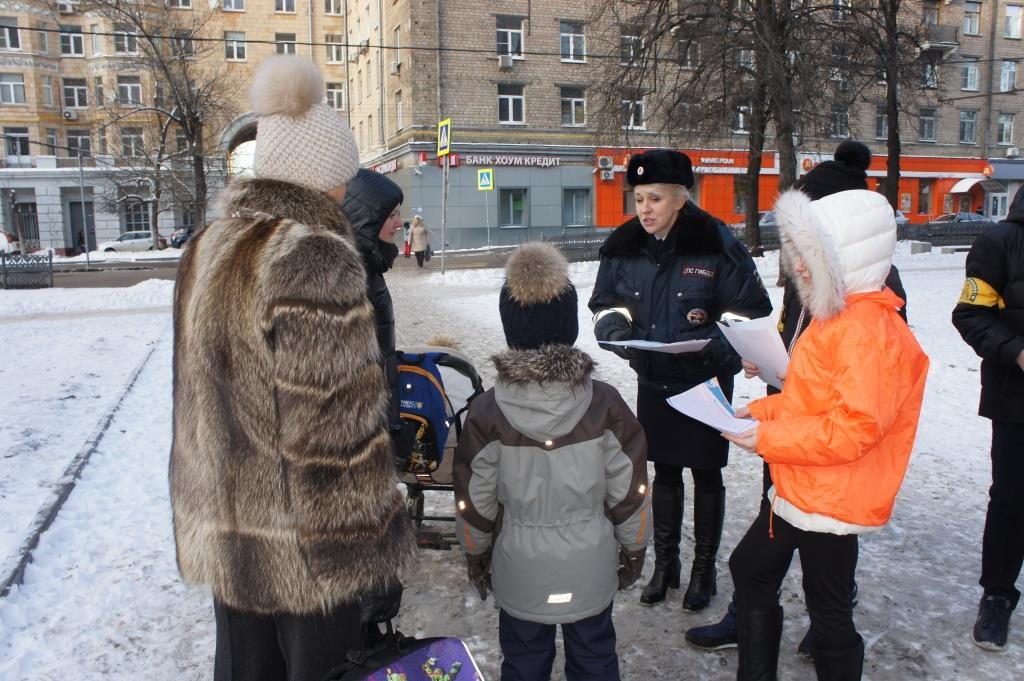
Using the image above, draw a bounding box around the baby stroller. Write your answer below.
[393,345,485,550]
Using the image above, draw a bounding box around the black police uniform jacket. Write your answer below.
[953,186,1024,424]
[589,203,772,393]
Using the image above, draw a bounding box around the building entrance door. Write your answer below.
[69,201,96,254]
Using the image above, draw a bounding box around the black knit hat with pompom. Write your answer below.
[499,242,579,350]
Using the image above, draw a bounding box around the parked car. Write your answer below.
[894,210,908,226]
[170,226,194,248]
[0,231,20,255]
[96,230,166,252]
[758,211,780,249]
[903,212,996,246]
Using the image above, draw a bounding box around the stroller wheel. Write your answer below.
[406,489,425,528]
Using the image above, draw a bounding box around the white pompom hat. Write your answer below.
[249,55,360,193]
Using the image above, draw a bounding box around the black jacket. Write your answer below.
[342,169,404,357]
[589,203,773,392]
[952,186,1024,423]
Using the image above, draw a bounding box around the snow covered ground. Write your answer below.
[0,248,1022,680]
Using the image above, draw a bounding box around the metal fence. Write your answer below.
[0,252,53,289]
[542,228,609,263]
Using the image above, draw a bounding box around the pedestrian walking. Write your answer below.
[724,188,929,681]
[589,149,771,612]
[454,241,651,681]
[953,184,1024,652]
[169,56,416,681]
[410,215,430,267]
[403,220,412,258]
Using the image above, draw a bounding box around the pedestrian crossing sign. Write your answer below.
[477,169,494,191]
[437,118,452,157]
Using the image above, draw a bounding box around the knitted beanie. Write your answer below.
[499,242,579,350]
[250,56,360,193]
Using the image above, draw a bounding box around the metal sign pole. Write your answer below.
[441,155,449,275]
[485,189,490,251]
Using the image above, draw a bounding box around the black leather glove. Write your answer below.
[466,552,492,601]
[617,547,646,590]
[595,311,638,360]
[358,580,403,624]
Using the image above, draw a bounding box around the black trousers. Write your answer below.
[213,598,363,681]
[498,603,620,681]
[415,251,425,267]
[730,507,860,653]
[980,421,1024,607]
[652,462,723,493]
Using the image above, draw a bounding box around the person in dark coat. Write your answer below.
[589,149,772,612]
[953,184,1024,652]
[686,139,910,658]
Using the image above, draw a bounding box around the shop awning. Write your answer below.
[949,177,1006,193]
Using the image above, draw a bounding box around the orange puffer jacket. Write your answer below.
[748,287,929,528]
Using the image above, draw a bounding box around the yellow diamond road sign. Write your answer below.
[477,169,494,191]
[437,118,452,157]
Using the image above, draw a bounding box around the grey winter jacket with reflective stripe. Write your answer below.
[453,346,651,625]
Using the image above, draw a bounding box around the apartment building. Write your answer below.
[2,1,1022,253]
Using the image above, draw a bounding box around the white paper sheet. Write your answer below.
[717,316,790,389]
[598,338,710,354]
[666,378,758,435]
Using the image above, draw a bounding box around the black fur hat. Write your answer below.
[499,242,579,350]
[627,149,695,189]
[834,140,872,171]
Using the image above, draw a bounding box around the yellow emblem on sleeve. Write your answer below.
[958,277,1004,308]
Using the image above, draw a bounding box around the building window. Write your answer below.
[622,97,645,130]
[0,73,25,104]
[922,56,939,88]
[393,25,401,65]
[833,0,851,20]
[124,200,150,231]
[121,127,144,157]
[60,26,84,56]
[90,23,101,55]
[875,104,888,139]
[732,105,751,134]
[67,129,91,157]
[998,113,1015,145]
[961,57,979,90]
[175,129,188,153]
[918,180,933,214]
[1007,5,1022,39]
[326,34,344,63]
[498,84,524,124]
[562,188,591,227]
[560,20,585,62]
[734,175,749,215]
[276,33,296,55]
[1001,60,1018,92]
[172,31,194,57]
[326,82,344,110]
[499,188,527,227]
[922,0,939,25]
[964,1,981,34]
[169,0,192,7]
[392,90,402,129]
[63,78,88,108]
[496,16,523,57]
[113,24,137,54]
[325,0,342,15]
[224,31,246,61]
[738,49,755,72]
[620,25,641,65]
[275,0,295,12]
[36,23,48,54]
[919,107,937,141]
[959,110,978,144]
[45,128,57,154]
[223,0,245,11]
[829,104,849,138]
[117,75,142,105]
[42,76,53,106]
[623,188,636,215]
[3,127,29,158]
[97,129,107,155]
[678,40,699,69]
[0,17,20,50]
[560,86,585,127]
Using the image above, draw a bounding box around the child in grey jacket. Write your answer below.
[453,242,651,681]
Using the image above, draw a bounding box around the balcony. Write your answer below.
[921,24,959,56]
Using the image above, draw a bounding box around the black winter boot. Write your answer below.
[640,484,684,606]
[683,487,726,611]
[812,636,864,681]
[737,606,783,681]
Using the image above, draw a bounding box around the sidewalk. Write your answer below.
[391,247,515,271]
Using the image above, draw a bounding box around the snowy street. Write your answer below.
[1,249,1022,680]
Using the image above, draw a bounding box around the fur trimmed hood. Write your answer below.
[214,177,351,235]
[491,345,595,442]
[600,202,724,258]
[775,189,896,320]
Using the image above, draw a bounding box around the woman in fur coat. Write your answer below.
[170,56,415,681]
[724,189,929,681]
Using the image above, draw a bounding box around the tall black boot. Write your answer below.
[737,606,783,681]
[683,486,726,611]
[812,636,864,681]
[640,484,684,605]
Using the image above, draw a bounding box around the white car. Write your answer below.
[0,231,19,255]
[96,230,164,252]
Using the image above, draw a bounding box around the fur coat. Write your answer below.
[170,178,416,615]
